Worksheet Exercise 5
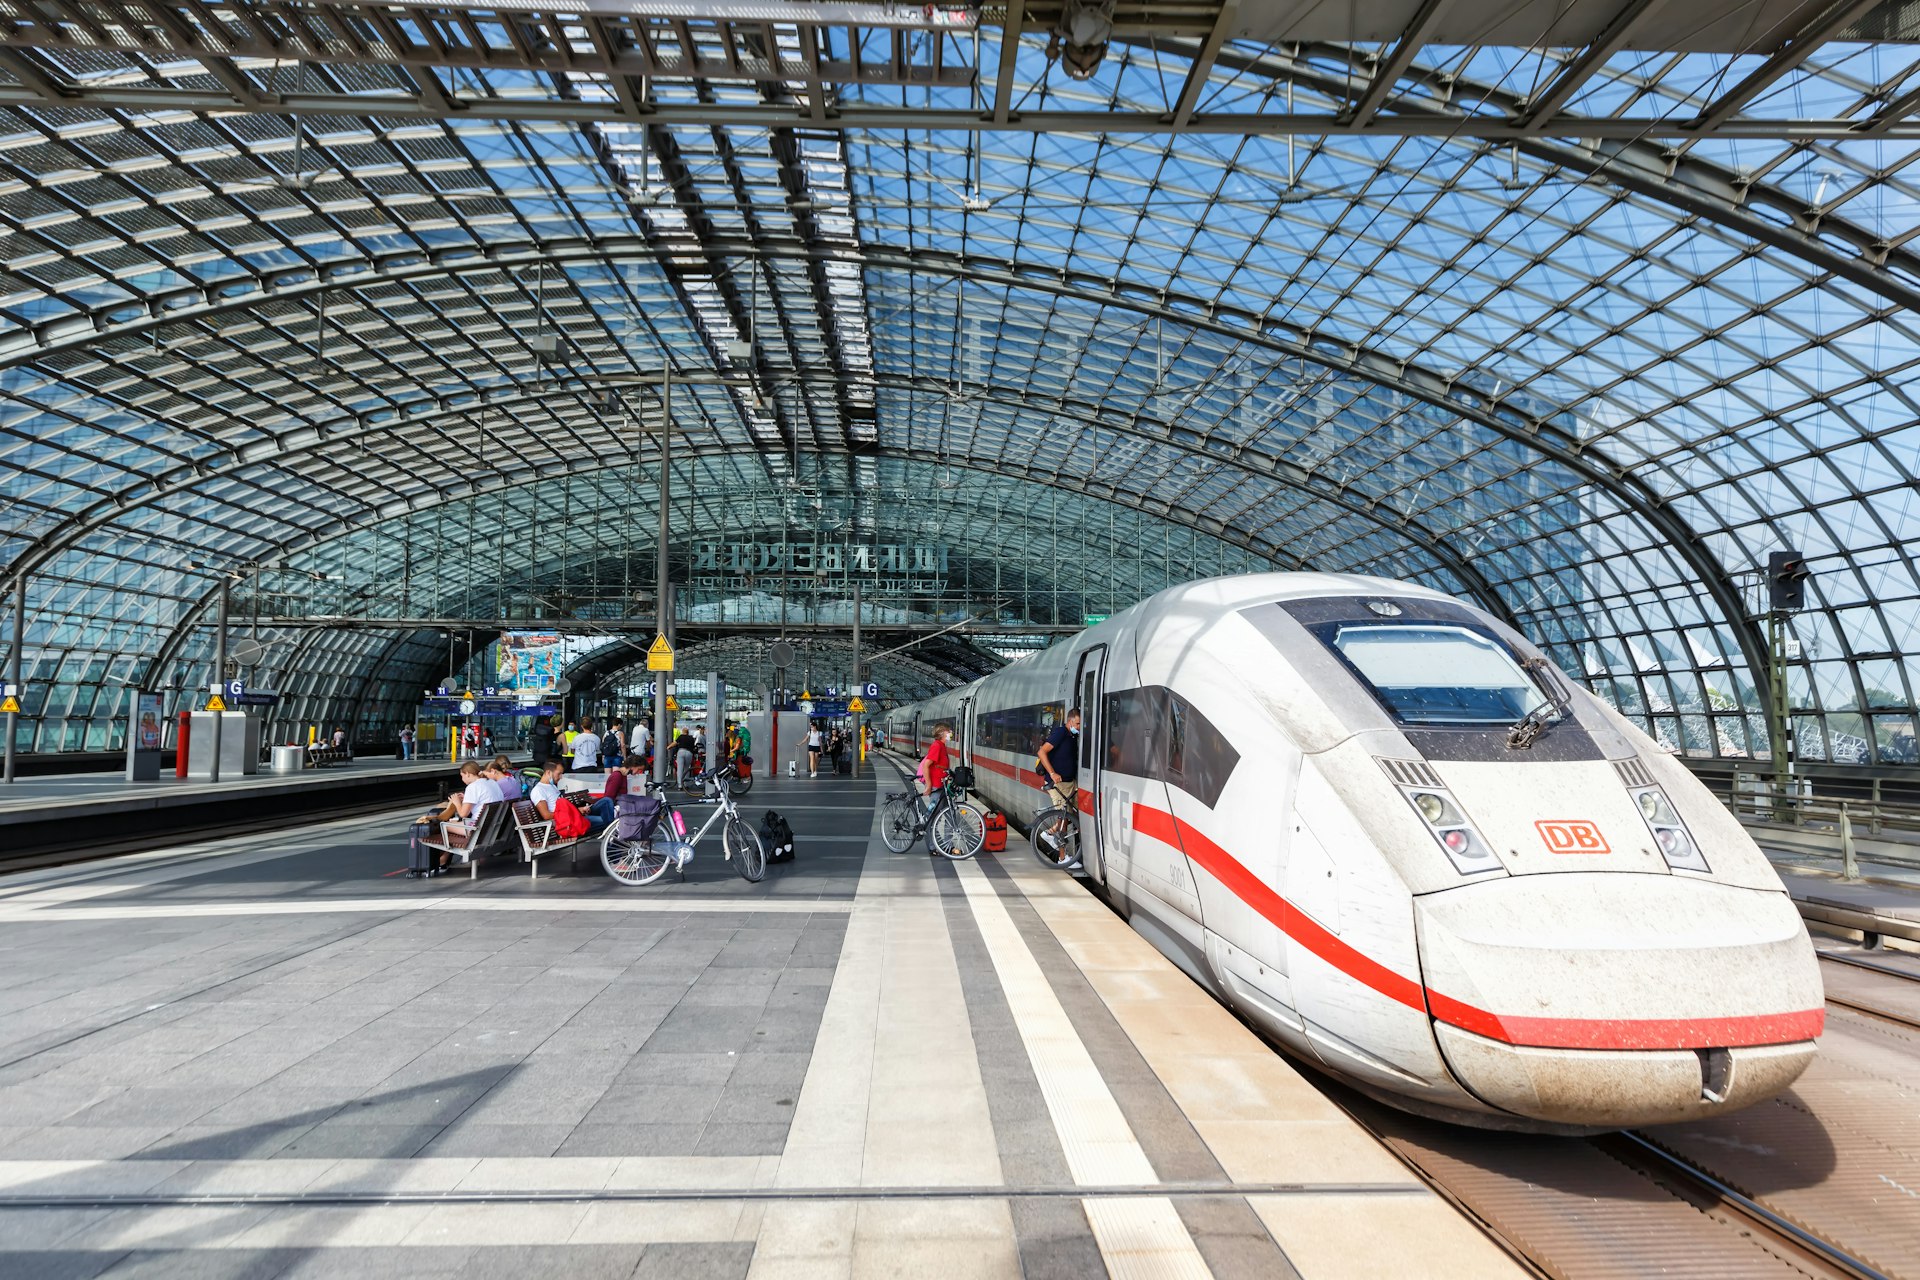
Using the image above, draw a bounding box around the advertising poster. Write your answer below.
[498,631,565,693]
[136,692,165,751]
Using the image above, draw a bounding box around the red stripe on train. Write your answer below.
[971,752,1095,814]
[1129,802,1823,1051]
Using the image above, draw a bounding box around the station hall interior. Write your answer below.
[1,0,1919,1276]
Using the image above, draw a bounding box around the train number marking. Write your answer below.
[1535,820,1610,854]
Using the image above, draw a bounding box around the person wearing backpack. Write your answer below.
[604,720,626,770]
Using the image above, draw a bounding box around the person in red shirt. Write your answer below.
[920,724,953,813]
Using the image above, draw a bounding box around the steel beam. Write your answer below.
[1515,0,1673,132]
[1690,0,1885,133]
[0,80,1901,138]
[1346,0,1453,129]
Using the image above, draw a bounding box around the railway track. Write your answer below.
[1817,947,1920,1033]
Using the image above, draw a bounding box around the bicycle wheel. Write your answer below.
[727,771,754,796]
[725,813,766,882]
[602,830,674,886]
[929,801,986,860]
[880,795,919,854]
[1031,809,1079,869]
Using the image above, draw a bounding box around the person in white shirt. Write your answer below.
[633,722,652,768]
[529,759,566,822]
[806,723,825,778]
[412,761,502,872]
[571,716,603,773]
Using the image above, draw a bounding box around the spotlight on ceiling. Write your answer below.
[1049,0,1116,80]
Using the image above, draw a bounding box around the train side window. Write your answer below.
[1167,697,1186,776]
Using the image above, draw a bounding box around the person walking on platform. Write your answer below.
[604,719,626,770]
[806,721,825,777]
[920,724,953,819]
[399,724,415,761]
[571,717,602,773]
[672,727,697,787]
[1037,707,1081,813]
[632,720,652,772]
[528,715,556,768]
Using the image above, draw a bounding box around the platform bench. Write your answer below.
[511,797,593,878]
[416,802,518,878]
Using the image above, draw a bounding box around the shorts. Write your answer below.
[1046,779,1078,809]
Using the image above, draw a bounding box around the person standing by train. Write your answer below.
[1037,707,1081,811]
[921,723,953,816]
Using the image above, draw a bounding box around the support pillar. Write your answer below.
[653,370,672,786]
[850,579,861,779]
[4,574,23,784]
[209,579,229,784]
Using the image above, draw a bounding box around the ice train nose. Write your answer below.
[1414,873,1824,1129]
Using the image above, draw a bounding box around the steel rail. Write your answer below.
[1613,1132,1892,1280]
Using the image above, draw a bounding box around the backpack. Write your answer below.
[761,809,796,863]
[551,795,590,839]
[613,793,663,842]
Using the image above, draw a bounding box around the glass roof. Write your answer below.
[0,10,1915,767]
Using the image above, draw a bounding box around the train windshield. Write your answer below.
[1330,624,1545,726]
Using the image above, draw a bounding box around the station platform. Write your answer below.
[0,758,465,871]
[0,768,1516,1278]
[0,757,459,825]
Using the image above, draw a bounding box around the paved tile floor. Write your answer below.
[0,761,1518,1278]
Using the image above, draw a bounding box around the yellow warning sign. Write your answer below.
[647,635,674,672]
[800,688,812,700]
[0,696,17,714]
[848,696,866,713]
[665,695,680,712]
[206,694,228,712]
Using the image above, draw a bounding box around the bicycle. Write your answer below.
[602,761,766,885]
[881,768,987,859]
[684,755,754,797]
[1030,782,1083,870]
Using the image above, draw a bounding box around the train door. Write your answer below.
[1073,646,1109,885]
[958,695,974,768]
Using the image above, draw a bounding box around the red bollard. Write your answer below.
[175,710,191,778]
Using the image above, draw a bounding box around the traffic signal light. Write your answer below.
[1767,551,1810,612]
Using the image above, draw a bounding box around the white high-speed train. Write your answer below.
[884,573,1823,1133]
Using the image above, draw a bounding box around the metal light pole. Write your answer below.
[850,579,861,779]
[4,574,23,784]
[653,369,672,786]
[209,578,229,784]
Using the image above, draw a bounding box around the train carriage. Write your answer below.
[885,572,1823,1133]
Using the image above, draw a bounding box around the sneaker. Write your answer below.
[809,771,816,778]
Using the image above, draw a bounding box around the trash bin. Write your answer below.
[271,744,306,774]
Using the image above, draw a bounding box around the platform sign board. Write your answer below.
[126,690,165,781]
[647,635,674,672]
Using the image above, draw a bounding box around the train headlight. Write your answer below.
[1401,787,1498,875]
[1630,785,1709,873]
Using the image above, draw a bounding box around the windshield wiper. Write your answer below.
[1506,658,1572,751]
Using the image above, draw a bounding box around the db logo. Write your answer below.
[1536,819,1610,854]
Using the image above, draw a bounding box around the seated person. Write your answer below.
[485,760,524,802]
[528,760,611,837]
[413,761,503,871]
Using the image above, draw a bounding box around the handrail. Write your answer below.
[1714,770,1920,881]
